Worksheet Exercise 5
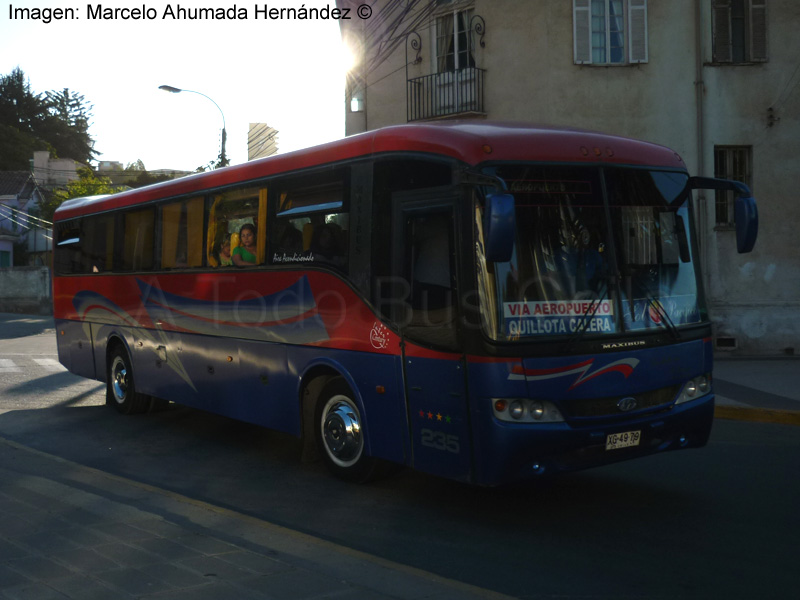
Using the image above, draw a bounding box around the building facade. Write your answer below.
[0,172,48,267]
[31,150,85,189]
[339,0,799,355]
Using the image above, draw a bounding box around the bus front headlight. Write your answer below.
[675,374,712,405]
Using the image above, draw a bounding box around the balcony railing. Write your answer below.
[407,67,486,122]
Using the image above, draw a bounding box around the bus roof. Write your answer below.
[54,121,686,221]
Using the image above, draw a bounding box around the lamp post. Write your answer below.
[158,85,229,168]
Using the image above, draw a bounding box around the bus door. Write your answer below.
[391,189,472,481]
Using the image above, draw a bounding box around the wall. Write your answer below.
[700,1,800,355]
[0,267,52,314]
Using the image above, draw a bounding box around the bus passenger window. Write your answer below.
[161,197,203,269]
[54,223,82,275]
[69,214,115,274]
[207,187,266,267]
[271,168,349,272]
[121,208,154,272]
[272,214,348,272]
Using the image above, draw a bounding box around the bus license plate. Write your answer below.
[606,430,641,451]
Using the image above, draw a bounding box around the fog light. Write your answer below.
[509,401,524,420]
[491,398,565,423]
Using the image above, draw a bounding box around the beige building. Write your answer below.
[248,123,279,160]
[339,0,799,355]
[32,150,85,189]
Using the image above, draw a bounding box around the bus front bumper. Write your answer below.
[472,395,715,486]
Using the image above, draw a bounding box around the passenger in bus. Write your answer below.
[310,224,345,267]
[277,224,303,255]
[233,223,258,266]
[218,238,233,266]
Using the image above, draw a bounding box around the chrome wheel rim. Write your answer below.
[321,395,363,468]
[111,356,129,403]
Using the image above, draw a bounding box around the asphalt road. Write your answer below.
[1,319,797,599]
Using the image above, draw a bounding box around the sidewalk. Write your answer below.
[0,437,509,600]
[713,357,800,426]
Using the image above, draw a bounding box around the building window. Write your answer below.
[573,0,648,65]
[436,7,475,72]
[712,0,767,63]
[714,146,752,227]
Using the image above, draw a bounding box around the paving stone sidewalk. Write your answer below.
[0,438,509,600]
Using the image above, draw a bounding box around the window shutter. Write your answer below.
[628,0,648,63]
[750,0,768,61]
[712,0,732,63]
[573,0,592,64]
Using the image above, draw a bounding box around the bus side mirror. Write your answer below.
[734,195,758,254]
[484,193,515,262]
[688,176,758,254]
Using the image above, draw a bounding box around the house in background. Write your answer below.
[337,0,800,355]
[31,150,85,190]
[0,171,48,267]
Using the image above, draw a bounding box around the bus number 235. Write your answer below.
[420,429,460,454]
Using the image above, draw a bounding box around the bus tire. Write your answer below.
[106,346,149,415]
[315,377,377,483]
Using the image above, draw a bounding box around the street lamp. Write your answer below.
[158,85,229,168]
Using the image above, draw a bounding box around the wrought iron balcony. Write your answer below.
[407,68,486,122]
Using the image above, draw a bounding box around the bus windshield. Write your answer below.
[476,165,706,341]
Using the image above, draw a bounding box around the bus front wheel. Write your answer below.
[107,346,148,415]
[315,377,377,482]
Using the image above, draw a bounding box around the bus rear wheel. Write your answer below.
[107,345,148,415]
[315,377,377,482]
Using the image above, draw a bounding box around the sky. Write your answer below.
[0,0,356,172]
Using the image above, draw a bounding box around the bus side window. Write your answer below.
[407,213,455,328]
[83,214,115,273]
[271,168,349,272]
[54,222,82,275]
[207,187,266,267]
[161,197,204,269]
[121,208,155,272]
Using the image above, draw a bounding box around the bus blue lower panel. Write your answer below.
[66,321,409,467]
[55,318,96,380]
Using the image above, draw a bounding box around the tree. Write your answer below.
[42,88,95,163]
[0,67,98,170]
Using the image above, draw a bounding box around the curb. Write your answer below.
[714,405,800,426]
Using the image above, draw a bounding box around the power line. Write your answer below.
[0,206,53,240]
[0,204,53,226]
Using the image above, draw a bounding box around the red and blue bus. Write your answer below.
[53,122,757,485]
